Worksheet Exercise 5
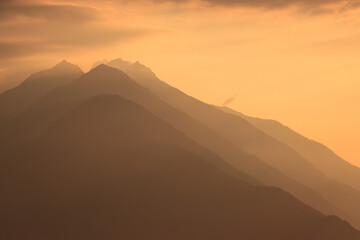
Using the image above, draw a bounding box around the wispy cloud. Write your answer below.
[0,0,160,62]
[0,1,99,22]
[223,97,235,106]
[131,0,360,12]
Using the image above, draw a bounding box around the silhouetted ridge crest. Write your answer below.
[0,60,84,118]
[91,59,109,69]
[91,63,114,70]
[109,58,130,65]
[23,60,83,83]
[82,64,133,84]
[49,60,83,74]
[132,61,148,69]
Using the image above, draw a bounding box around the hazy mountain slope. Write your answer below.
[0,64,258,185]
[0,66,44,95]
[106,59,322,184]
[220,106,360,192]
[1,94,359,240]
[0,64,342,223]
[104,58,360,228]
[0,60,83,120]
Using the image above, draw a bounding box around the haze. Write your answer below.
[1,0,359,166]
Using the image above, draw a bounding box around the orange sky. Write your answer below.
[1,0,360,166]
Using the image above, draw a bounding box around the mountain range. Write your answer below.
[101,58,360,229]
[0,59,359,239]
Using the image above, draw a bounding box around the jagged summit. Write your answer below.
[106,58,132,70]
[132,61,146,68]
[92,58,152,72]
[96,58,158,81]
[110,58,130,65]
[56,59,71,66]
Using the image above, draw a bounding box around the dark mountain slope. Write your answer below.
[0,64,342,224]
[0,60,83,126]
[220,106,360,192]
[104,58,360,228]
[1,94,359,240]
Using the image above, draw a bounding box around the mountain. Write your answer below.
[1,94,359,240]
[0,60,83,126]
[91,58,109,69]
[0,64,258,185]
[101,58,360,229]
[219,106,360,192]
[0,64,343,222]
[0,66,43,94]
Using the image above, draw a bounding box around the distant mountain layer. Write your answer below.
[219,106,360,192]
[102,58,360,229]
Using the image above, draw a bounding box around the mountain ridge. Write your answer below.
[219,106,360,192]
[97,58,360,229]
[0,60,83,122]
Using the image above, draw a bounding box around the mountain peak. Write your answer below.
[106,58,132,69]
[91,59,109,70]
[59,59,70,65]
[132,61,147,68]
[93,58,151,73]
[85,64,130,80]
[133,61,143,66]
[51,60,83,74]
[90,63,117,73]
[111,58,130,64]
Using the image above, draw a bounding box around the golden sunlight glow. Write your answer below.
[1,0,360,165]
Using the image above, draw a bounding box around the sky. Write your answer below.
[1,0,360,166]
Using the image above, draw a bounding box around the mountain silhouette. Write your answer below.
[1,93,360,240]
[5,63,344,224]
[91,58,109,69]
[0,60,83,127]
[0,64,258,185]
[220,106,360,192]
[101,58,360,229]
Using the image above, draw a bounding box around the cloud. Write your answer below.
[2,0,359,18]
[0,25,154,61]
[200,0,342,8]
[54,0,360,11]
[339,1,360,12]
[145,0,360,11]
[0,1,99,23]
[0,41,61,60]
[222,97,235,106]
[0,1,160,62]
